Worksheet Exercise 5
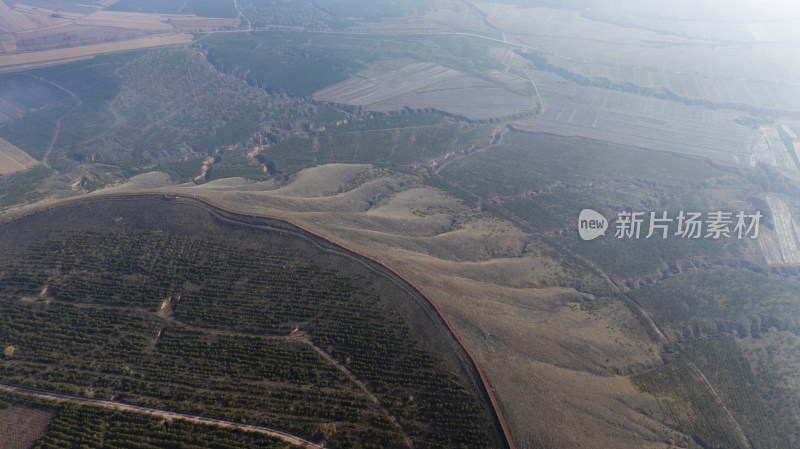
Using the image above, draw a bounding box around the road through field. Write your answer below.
[0,383,323,448]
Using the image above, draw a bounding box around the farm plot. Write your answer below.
[0,196,498,449]
[758,196,800,265]
[7,4,83,29]
[0,1,39,33]
[314,59,533,120]
[751,127,797,171]
[74,11,174,31]
[0,137,37,175]
[551,53,800,114]
[513,70,761,168]
[474,4,800,112]
[0,34,193,73]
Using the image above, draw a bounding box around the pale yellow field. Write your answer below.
[0,34,193,72]
[0,1,39,33]
[314,59,534,120]
[0,138,37,175]
[75,11,175,31]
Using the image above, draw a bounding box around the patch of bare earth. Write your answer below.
[0,137,37,175]
[0,405,55,449]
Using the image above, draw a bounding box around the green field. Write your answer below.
[0,165,53,210]
[629,269,800,336]
[262,116,494,174]
[0,196,496,449]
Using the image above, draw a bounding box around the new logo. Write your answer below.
[579,209,608,241]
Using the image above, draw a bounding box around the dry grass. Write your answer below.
[85,167,685,449]
[0,138,37,175]
[270,164,372,198]
[0,405,55,449]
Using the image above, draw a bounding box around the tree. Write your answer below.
[3,345,15,358]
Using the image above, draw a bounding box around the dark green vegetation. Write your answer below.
[0,45,366,180]
[437,130,754,278]
[0,196,496,449]
[200,32,519,98]
[0,165,53,210]
[0,390,298,449]
[627,269,800,449]
[201,32,375,97]
[630,269,800,337]
[632,336,797,449]
[262,115,495,175]
[0,32,507,203]
[237,0,429,31]
[0,73,74,160]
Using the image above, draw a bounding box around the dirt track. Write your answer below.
[0,383,322,448]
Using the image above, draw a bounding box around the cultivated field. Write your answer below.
[0,1,39,33]
[314,59,534,120]
[0,195,500,448]
[74,10,175,31]
[759,196,800,265]
[0,34,193,73]
[0,137,37,175]
[512,70,762,168]
[474,3,800,113]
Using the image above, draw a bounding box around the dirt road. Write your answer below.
[0,383,322,449]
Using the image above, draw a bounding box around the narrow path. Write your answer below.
[233,0,252,31]
[0,383,323,449]
[291,333,414,448]
[150,303,413,447]
[31,75,81,166]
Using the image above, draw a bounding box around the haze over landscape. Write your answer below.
[1,1,800,448]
